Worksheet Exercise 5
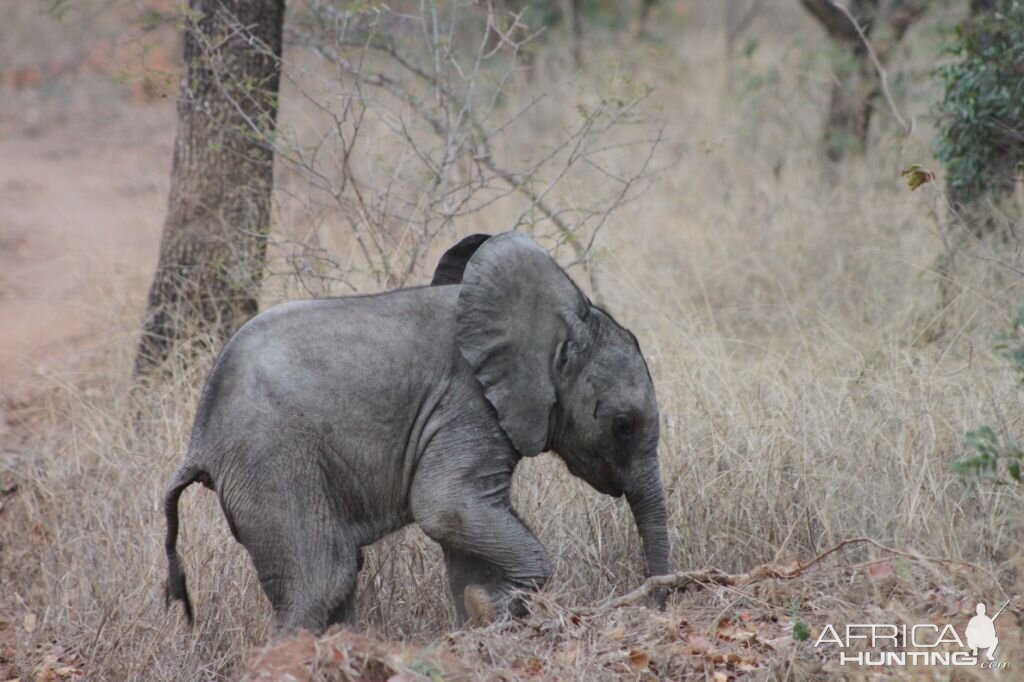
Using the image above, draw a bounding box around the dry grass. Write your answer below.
[2,1,1023,680]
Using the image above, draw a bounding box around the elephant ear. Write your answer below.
[456,232,588,456]
[431,233,492,285]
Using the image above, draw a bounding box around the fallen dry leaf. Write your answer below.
[687,635,711,655]
[708,651,758,667]
[716,624,757,643]
[23,613,36,634]
[868,561,894,579]
[627,648,650,670]
[554,644,578,666]
[243,630,315,682]
[712,671,729,682]
[322,643,344,665]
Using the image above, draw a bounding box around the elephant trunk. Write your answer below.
[626,460,670,605]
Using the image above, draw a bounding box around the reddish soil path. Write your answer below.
[0,74,175,677]
[0,103,173,402]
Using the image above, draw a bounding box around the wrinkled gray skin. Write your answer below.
[164,232,669,635]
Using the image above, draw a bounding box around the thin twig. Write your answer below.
[828,0,911,133]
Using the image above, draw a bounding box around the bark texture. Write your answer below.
[136,0,284,375]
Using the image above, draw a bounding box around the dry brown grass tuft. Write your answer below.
[2,2,1023,680]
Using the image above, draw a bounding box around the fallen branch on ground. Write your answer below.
[601,536,995,609]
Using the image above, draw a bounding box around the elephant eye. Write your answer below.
[612,414,635,443]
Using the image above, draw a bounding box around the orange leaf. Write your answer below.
[687,635,712,655]
[628,648,650,670]
[900,164,935,191]
[35,666,58,682]
[868,561,894,579]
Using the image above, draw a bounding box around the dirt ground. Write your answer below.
[0,65,174,676]
[0,88,171,402]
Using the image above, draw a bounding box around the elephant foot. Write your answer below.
[463,584,494,627]
[647,585,669,610]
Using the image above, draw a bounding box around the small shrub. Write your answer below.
[956,309,1024,484]
[956,426,1023,483]
[994,306,1024,383]
[933,0,1024,205]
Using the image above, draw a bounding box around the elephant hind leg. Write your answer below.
[222,464,363,635]
[238,512,360,636]
[268,544,359,636]
[324,547,364,629]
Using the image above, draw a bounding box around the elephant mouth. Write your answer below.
[563,455,623,497]
[605,483,625,498]
[588,469,625,498]
[593,475,622,497]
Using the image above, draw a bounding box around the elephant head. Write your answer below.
[451,232,670,592]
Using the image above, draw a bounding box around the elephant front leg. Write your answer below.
[442,545,503,626]
[413,495,552,625]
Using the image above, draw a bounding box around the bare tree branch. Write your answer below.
[239,1,666,297]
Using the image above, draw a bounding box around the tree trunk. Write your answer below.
[135,0,284,376]
[800,0,877,159]
[823,46,876,160]
[800,0,924,161]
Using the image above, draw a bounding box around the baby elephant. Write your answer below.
[164,231,669,634]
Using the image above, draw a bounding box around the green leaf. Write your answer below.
[793,620,811,642]
[900,164,936,191]
[932,2,1024,203]
[1008,461,1021,482]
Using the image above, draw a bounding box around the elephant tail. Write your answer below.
[164,464,204,625]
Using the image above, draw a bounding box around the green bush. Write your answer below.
[956,309,1024,484]
[956,426,1022,483]
[933,1,1024,205]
